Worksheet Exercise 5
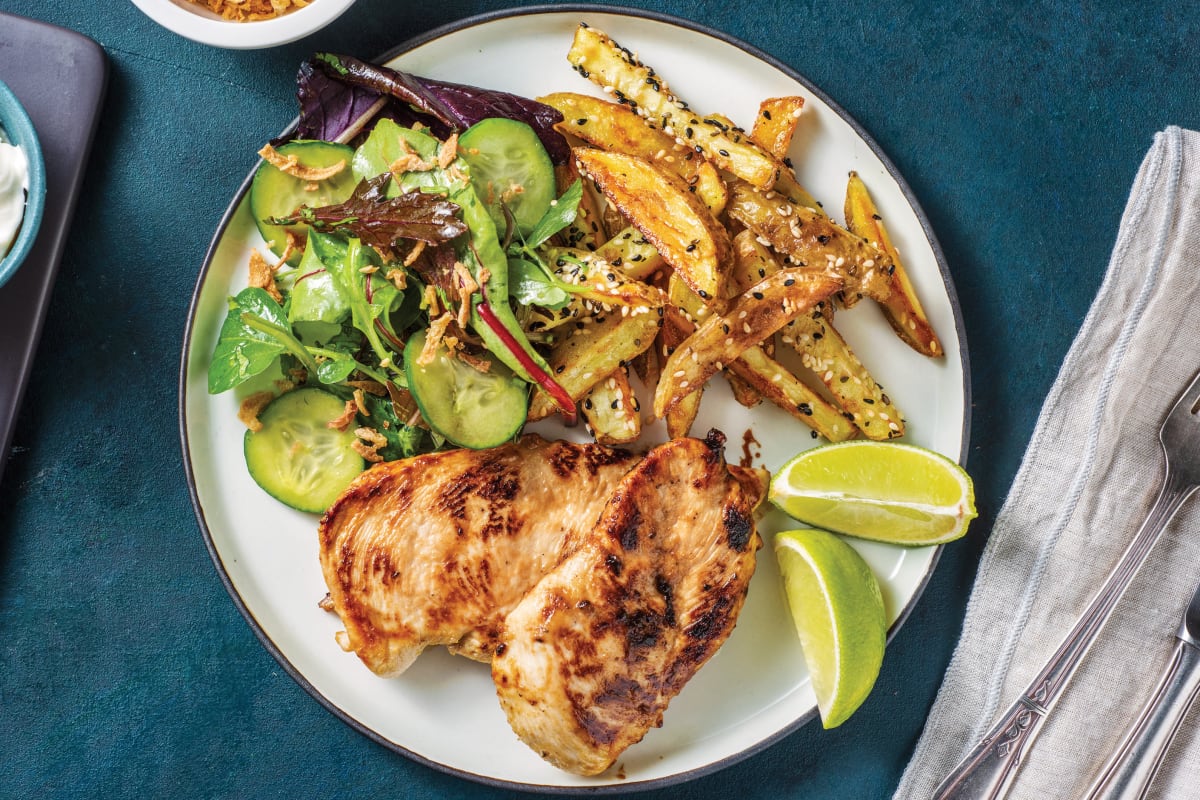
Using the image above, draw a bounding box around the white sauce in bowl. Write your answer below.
[0,127,29,257]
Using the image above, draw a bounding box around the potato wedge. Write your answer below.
[590,226,665,281]
[567,24,786,190]
[574,261,668,310]
[581,367,642,444]
[528,304,662,420]
[653,268,842,418]
[751,96,805,159]
[662,305,852,441]
[844,171,942,357]
[743,98,826,213]
[725,344,855,442]
[541,91,728,215]
[575,148,731,305]
[666,274,761,409]
[782,313,905,440]
[726,179,890,307]
[732,231,904,439]
[659,305,705,438]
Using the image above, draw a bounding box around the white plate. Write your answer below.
[180,6,968,792]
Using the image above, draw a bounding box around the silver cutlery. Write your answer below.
[932,369,1200,800]
[1083,574,1200,800]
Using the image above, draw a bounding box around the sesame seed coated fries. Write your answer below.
[547,23,945,442]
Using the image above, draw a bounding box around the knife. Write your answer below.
[1083,577,1200,800]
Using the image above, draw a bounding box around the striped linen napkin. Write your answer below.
[895,126,1200,799]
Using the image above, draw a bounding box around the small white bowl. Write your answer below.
[130,0,356,49]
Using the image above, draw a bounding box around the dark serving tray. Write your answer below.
[0,14,107,487]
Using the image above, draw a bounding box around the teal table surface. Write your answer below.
[2,1,1198,798]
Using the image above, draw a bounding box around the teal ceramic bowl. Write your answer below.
[0,80,45,289]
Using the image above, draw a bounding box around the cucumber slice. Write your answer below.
[457,118,556,237]
[404,329,528,449]
[244,388,365,513]
[249,141,358,265]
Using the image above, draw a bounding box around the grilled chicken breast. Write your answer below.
[492,432,766,775]
[318,435,640,677]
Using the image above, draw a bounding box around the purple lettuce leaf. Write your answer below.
[295,53,570,164]
[294,58,387,142]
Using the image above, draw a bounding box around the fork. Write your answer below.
[932,369,1200,800]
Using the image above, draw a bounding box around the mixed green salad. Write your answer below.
[208,53,598,512]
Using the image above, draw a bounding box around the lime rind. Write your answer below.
[774,528,886,729]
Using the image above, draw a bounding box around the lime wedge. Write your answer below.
[775,528,886,729]
[769,441,976,546]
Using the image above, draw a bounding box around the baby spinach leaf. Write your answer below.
[358,390,428,460]
[524,179,583,249]
[208,288,289,394]
[313,352,359,384]
[288,242,350,325]
[508,258,571,310]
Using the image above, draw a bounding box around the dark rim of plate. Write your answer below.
[178,4,972,795]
